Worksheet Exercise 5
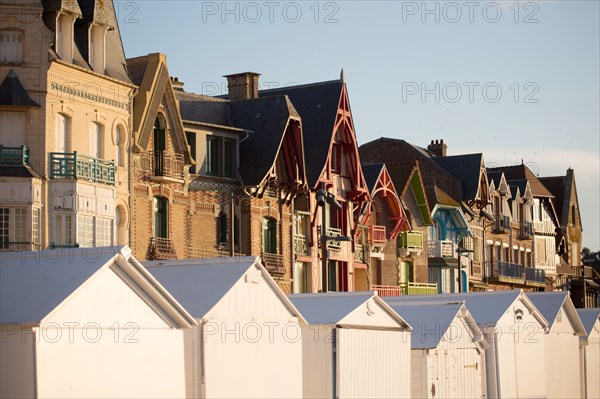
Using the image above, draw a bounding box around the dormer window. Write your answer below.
[0,30,23,63]
[56,13,75,62]
[89,24,106,72]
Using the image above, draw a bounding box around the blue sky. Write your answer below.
[118,0,599,249]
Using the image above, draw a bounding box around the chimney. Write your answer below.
[171,77,185,91]
[224,72,261,101]
[427,139,447,157]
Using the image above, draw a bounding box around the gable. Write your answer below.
[44,265,173,328]
[497,296,547,331]
[339,298,406,329]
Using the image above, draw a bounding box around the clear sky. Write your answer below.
[117,0,599,250]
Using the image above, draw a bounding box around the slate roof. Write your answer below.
[507,179,528,195]
[42,0,132,84]
[488,164,553,198]
[387,163,416,197]
[0,246,124,323]
[382,290,547,327]
[432,153,484,201]
[539,170,576,227]
[362,163,384,192]
[176,91,233,127]
[0,164,41,178]
[577,308,600,339]
[0,70,40,107]
[259,80,343,187]
[487,170,503,188]
[230,95,300,186]
[386,302,464,349]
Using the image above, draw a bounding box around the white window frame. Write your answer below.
[0,30,24,63]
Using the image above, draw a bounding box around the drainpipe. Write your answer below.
[127,88,135,251]
[290,198,295,292]
[229,191,234,256]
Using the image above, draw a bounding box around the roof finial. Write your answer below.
[340,68,346,83]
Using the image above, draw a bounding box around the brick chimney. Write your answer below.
[428,139,447,157]
[224,72,261,101]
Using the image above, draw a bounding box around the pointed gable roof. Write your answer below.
[126,53,192,162]
[488,164,553,198]
[0,70,40,107]
[540,169,580,228]
[577,308,600,340]
[432,153,487,202]
[527,291,586,335]
[259,80,343,187]
[229,95,305,187]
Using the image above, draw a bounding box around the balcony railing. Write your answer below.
[261,252,286,276]
[354,244,367,263]
[187,246,244,259]
[294,235,311,257]
[398,231,423,250]
[147,237,177,260]
[400,282,438,295]
[496,261,524,279]
[50,152,115,185]
[0,241,42,252]
[525,267,546,283]
[519,221,534,239]
[0,145,29,165]
[494,215,511,233]
[326,227,343,251]
[371,284,401,297]
[572,266,594,279]
[141,151,184,181]
[428,240,456,258]
[368,225,386,247]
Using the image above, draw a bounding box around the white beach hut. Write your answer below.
[288,291,412,399]
[383,290,549,399]
[527,291,586,399]
[0,246,196,399]
[385,301,488,399]
[577,308,600,399]
[145,256,305,399]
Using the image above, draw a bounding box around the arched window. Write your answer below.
[115,125,125,166]
[56,113,69,153]
[153,117,165,153]
[262,217,277,254]
[90,122,101,158]
[153,196,168,238]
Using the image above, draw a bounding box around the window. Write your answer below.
[55,214,73,245]
[217,212,228,244]
[32,208,40,245]
[77,215,95,247]
[96,218,113,247]
[14,209,26,243]
[153,197,168,238]
[186,132,196,174]
[0,111,26,147]
[0,208,8,248]
[206,136,219,176]
[328,260,338,292]
[293,262,312,293]
[331,143,342,174]
[0,30,23,63]
[90,122,101,158]
[56,114,69,153]
[262,217,277,254]
[115,126,125,167]
[224,139,235,178]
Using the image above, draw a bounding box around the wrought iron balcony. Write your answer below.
[0,145,29,165]
[294,235,311,256]
[261,252,286,276]
[371,284,401,297]
[187,246,244,259]
[494,215,512,233]
[519,221,534,239]
[428,240,456,258]
[496,261,524,279]
[368,225,386,247]
[147,237,177,260]
[50,152,115,185]
[141,151,184,182]
[400,282,438,295]
[525,267,546,283]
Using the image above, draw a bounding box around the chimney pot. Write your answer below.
[428,138,448,157]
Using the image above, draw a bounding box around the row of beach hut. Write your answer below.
[0,246,598,399]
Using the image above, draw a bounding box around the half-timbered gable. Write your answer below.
[388,162,435,289]
[260,73,369,293]
[127,53,193,261]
